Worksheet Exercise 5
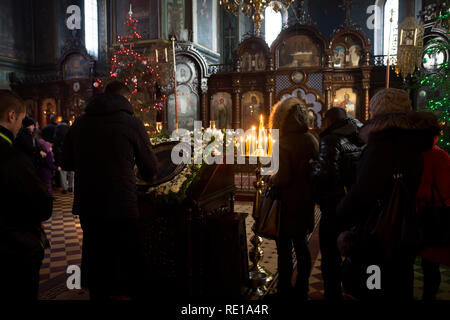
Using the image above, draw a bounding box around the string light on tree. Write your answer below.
[95,4,166,130]
[415,8,450,152]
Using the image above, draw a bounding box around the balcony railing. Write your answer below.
[370,55,398,67]
[208,64,234,75]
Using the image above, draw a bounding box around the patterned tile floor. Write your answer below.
[38,191,450,300]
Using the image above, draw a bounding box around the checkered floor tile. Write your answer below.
[39,190,82,284]
[38,195,450,300]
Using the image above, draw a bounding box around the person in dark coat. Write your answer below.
[0,90,53,300]
[53,119,73,193]
[337,88,435,300]
[38,138,59,196]
[14,116,39,166]
[62,81,158,300]
[269,97,319,299]
[312,107,364,300]
[41,114,57,143]
[415,112,450,300]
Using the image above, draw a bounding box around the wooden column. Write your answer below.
[265,74,275,116]
[362,67,372,120]
[232,77,241,130]
[323,72,333,113]
[201,79,208,128]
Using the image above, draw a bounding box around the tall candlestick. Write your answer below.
[171,35,178,130]
[155,49,159,63]
[264,136,268,156]
[165,48,168,62]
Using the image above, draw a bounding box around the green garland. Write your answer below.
[414,9,449,152]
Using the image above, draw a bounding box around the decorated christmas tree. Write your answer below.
[415,9,449,152]
[96,6,166,131]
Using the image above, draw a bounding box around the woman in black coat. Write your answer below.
[269,97,319,299]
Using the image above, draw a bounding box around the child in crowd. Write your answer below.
[38,138,60,196]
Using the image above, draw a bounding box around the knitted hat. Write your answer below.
[22,116,36,128]
[369,88,412,116]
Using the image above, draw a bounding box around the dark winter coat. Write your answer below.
[270,104,319,236]
[53,122,69,167]
[337,112,435,232]
[14,127,38,167]
[0,125,53,259]
[41,122,57,143]
[312,117,364,212]
[62,93,158,221]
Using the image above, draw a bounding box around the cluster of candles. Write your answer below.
[239,115,274,157]
[155,48,168,63]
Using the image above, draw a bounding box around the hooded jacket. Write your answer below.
[337,111,435,231]
[62,93,158,221]
[312,117,364,210]
[270,98,319,236]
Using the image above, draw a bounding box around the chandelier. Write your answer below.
[220,0,294,36]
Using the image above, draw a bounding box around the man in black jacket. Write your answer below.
[63,81,158,300]
[0,90,53,300]
[312,107,364,300]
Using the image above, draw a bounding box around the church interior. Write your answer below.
[0,0,449,303]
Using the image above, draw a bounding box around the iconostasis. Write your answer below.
[207,23,373,132]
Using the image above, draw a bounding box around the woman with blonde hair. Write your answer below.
[269,97,319,299]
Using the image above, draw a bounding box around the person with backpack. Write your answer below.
[336,88,435,300]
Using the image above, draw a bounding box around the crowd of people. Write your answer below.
[269,88,449,301]
[0,84,448,301]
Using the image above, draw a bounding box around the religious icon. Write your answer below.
[176,63,192,83]
[333,88,356,118]
[168,84,198,131]
[334,46,345,67]
[210,92,232,129]
[349,45,361,66]
[240,52,252,72]
[242,92,264,130]
[255,52,266,71]
[400,29,417,46]
[291,71,304,83]
[278,35,321,68]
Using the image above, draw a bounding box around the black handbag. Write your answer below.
[255,186,281,240]
[420,184,450,246]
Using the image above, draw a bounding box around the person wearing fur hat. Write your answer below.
[336,88,436,300]
[269,97,319,300]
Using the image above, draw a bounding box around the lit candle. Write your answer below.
[246,136,250,156]
[155,49,159,63]
[240,136,244,156]
[165,48,168,62]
